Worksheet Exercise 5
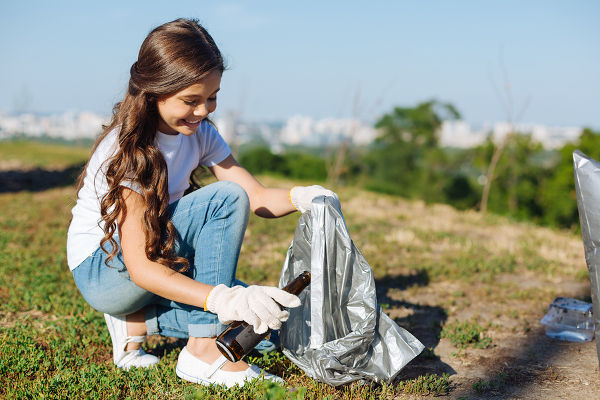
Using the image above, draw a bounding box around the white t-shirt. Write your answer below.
[66,121,231,270]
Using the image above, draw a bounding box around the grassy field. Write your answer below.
[1,140,597,399]
[0,139,90,168]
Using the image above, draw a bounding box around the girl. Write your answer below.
[67,18,335,387]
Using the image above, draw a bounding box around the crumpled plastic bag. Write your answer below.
[573,150,600,363]
[278,196,424,386]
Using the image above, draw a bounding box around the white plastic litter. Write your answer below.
[541,297,594,342]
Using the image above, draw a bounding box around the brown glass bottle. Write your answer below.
[215,271,311,362]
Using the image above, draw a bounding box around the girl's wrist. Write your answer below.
[289,187,298,211]
[204,286,215,311]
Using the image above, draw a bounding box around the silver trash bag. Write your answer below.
[278,196,424,386]
[573,150,600,364]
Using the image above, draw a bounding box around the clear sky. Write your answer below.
[1,1,598,128]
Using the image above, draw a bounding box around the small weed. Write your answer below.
[472,372,507,393]
[247,351,302,378]
[544,366,561,382]
[398,373,450,396]
[441,320,492,349]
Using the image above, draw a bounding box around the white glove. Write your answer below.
[206,284,301,334]
[290,185,338,213]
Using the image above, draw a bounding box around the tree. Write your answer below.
[375,100,460,149]
[480,50,531,214]
[364,100,460,198]
[474,133,545,220]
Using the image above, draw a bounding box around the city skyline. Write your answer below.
[1,1,599,129]
[0,109,583,151]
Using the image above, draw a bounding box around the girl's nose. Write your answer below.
[193,105,208,118]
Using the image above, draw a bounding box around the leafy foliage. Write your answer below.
[375,100,460,148]
[539,128,600,228]
[472,133,546,220]
[362,100,461,200]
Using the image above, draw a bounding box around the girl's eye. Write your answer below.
[184,100,197,106]
[208,97,217,102]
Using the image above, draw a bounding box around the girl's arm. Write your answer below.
[209,154,296,218]
[118,187,213,307]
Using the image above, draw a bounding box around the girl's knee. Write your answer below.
[181,181,249,224]
[212,181,250,213]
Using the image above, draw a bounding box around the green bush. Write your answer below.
[239,146,288,176]
[283,152,327,181]
[238,147,327,181]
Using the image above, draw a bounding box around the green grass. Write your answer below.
[0,139,90,167]
[0,139,590,399]
[440,320,492,349]
[397,373,450,396]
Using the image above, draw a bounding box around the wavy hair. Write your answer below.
[76,18,225,271]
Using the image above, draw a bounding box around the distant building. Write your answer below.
[441,120,582,149]
[0,111,106,140]
[279,115,376,146]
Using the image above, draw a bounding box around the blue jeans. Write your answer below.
[72,181,249,338]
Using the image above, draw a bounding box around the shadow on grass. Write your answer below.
[146,336,187,359]
[375,270,457,381]
[0,163,83,193]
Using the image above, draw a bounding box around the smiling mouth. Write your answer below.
[184,119,201,124]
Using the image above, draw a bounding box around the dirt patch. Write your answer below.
[0,310,51,329]
[393,280,600,399]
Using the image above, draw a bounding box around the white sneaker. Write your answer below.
[175,346,284,388]
[104,313,159,370]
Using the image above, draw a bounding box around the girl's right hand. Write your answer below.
[290,185,338,213]
[206,284,301,334]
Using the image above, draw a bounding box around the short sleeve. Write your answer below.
[198,121,231,167]
[120,179,142,194]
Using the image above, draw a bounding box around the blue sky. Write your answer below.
[1,1,598,128]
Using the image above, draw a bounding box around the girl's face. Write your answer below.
[156,70,222,136]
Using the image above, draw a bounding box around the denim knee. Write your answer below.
[211,180,250,219]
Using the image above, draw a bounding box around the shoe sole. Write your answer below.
[175,366,214,386]
[175,366,284,387]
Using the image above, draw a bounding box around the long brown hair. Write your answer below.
[76,18,225,271]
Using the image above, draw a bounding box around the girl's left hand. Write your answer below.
[206,284,301,334]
